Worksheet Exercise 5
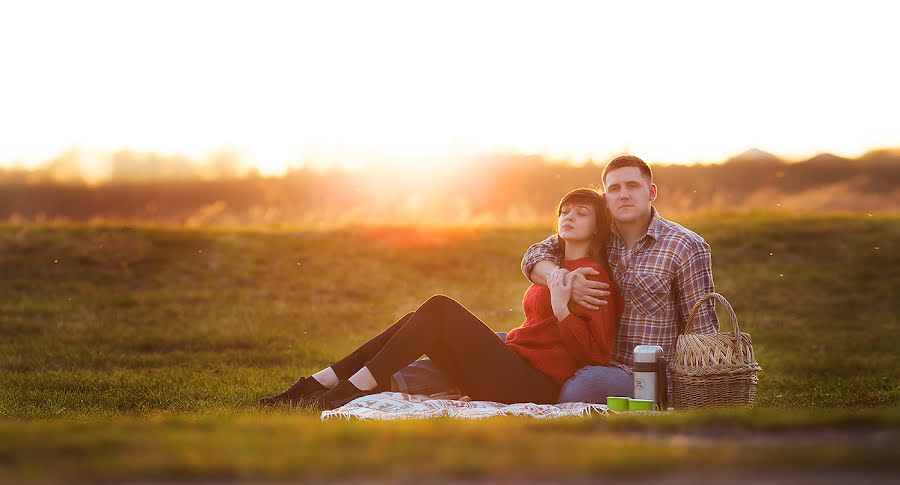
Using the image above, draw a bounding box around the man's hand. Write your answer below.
[547,267,572,322]
[564,267,611,310]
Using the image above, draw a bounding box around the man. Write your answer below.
[393,155,719,403]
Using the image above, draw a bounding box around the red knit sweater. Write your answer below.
[504,257,622,384]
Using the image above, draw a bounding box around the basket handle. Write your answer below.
[684,292,740,339]
[684,293,745,362]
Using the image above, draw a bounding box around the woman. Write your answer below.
[260,188,623,410]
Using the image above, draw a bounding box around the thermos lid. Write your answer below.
[633,345,663,363]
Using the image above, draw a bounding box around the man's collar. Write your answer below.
[646,206,662,240]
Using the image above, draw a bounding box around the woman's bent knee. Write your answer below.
[421,294,460,312]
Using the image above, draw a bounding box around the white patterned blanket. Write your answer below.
[320,392,611,420]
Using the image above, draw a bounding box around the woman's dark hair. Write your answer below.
[554,188,612,275]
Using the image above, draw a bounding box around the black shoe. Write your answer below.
[309,380,373,410]
[259,377,327,406]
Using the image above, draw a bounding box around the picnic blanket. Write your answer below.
[320,391,610,420]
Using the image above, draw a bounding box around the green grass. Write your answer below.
[1,412,897,482]
[1,212,898,481]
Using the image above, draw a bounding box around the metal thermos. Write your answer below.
[633,345,668,410]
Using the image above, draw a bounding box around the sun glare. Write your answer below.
[0,0,898,179]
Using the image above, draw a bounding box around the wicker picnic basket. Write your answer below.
[669,293,762,409]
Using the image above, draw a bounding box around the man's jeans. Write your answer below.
[390,332,633,404]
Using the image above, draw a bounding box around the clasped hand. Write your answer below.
[547,267,572,321]
[547,266,612,321]
[566,267,611,311]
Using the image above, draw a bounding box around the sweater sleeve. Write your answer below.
[556,272,617,367]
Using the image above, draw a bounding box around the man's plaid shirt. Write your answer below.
[521,207,719,372]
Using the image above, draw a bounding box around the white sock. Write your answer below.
[311,367,338,388]
[348,366,378,391]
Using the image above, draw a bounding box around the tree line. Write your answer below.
[2,148,898,225]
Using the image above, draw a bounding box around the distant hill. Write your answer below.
[725,148,783,165]
[801,153,850,165]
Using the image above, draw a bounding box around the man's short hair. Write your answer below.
[601,155,653,188]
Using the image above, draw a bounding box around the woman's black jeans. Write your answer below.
[329,295,559,404]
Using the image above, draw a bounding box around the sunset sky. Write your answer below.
[1,0,898,179]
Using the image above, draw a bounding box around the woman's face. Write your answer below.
[558,200,597,243]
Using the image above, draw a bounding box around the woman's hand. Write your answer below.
[548,267,572,322]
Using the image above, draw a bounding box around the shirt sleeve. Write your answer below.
[521,234,562,282]
[556,272,617,366]
[673,238,719,335]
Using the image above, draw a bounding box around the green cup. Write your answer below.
[628,398,660,411]
[606,396,630,412]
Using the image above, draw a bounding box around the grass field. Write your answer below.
[1,212,898,482]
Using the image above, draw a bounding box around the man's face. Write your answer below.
[603,166,657,224]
